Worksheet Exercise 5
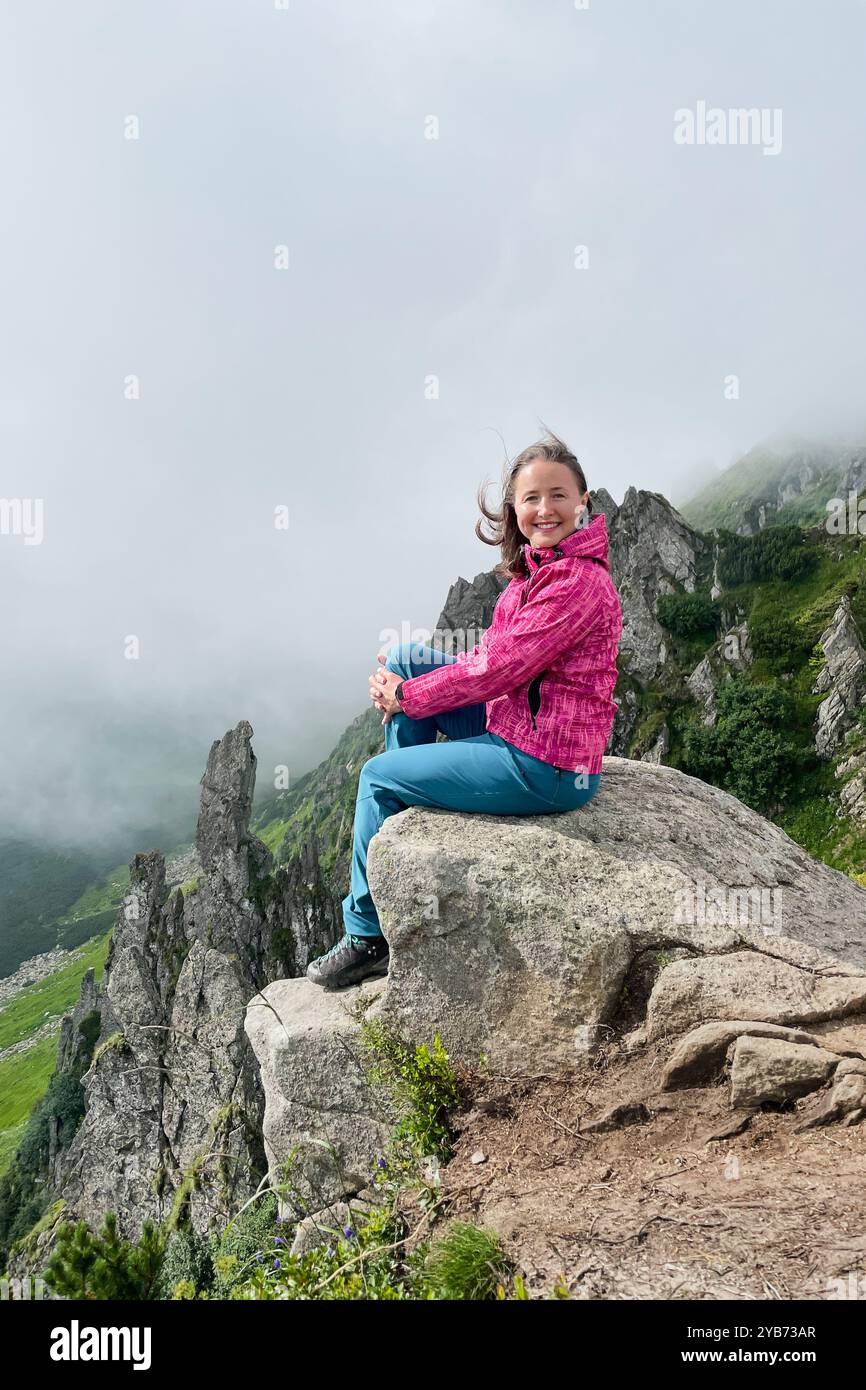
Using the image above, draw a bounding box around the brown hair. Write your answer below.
[475,427,592,580]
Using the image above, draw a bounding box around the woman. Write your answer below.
[307,431,623,988]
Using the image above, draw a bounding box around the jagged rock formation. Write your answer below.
[245,758,866,1216]
[431,570,509,656]
[6,722,341,1278]
[685,622,753,726]
[813,595,866,758]
[592,488,712,686]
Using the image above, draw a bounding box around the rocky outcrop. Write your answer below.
[7,722,343,1280]
[685,622,752,726]
[645,951,866,1040]
[244,757,866,1220]
[432,570,509,656]
[592,488,711,685]
[813,596,866,758]
[244,977,391,1216]
[681,438,866,535]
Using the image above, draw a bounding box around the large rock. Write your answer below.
[727,1036,839,1107]
[595,488,710,685]
[660,1020,822,1090]
[813,596,866,759]
[646,951,866,1040]
[244,977,391,1215]
[5,720,342,1287]
[362,758,866,1076]
[795,1071,866,1131]
[685,622,753,726]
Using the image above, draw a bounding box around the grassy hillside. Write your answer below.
[619,522,866,876]
[0,931,111,1178]
[680,441,849,534]
[252,706,388,889]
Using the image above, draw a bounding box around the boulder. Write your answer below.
[362,759,866,1076]
[813,596,866,759]
[647,951,866,1040]
[660,1020,821,1090]
[244,977,391,1215]
[794,1071,866,1131]
[728,1036,839,1107]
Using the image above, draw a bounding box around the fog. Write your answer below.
[2,0,865,851]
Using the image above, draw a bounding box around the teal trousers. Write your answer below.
[341,642,602,939]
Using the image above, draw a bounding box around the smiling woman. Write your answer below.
[305,430,623,990]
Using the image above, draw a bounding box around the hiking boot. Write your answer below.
[306,932,390,989]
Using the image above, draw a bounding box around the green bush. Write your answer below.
[419,1222,510,1300]
[656,592,721,638]
[357,1020,460,1163]
[154,1223,215,1300]
[748,614,812,672]
[717,525,816,586]
[681,678,808,812]
[42,1210,166,1300]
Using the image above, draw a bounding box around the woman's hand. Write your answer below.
[369,651,404,724]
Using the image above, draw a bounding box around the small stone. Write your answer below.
[583,1101,650,1133]
[701,1111,755,1144]
[470,1150,487,1165]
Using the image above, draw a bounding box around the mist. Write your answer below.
[3,0,865,850]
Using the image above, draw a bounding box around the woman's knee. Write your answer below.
[382,640,432,676]
[383,640,453,677]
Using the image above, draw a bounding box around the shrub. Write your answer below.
[656,592,721,638]
[748,614,812,672]
[42,1210,166,1300]
[716,525,816,586]
[419,1222,510,1300]
[681,678,807,812]
[357,1019,460,1164]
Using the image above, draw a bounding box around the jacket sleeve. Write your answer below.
[397,563,608,719]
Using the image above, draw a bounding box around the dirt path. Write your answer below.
[437,1020,866,1300]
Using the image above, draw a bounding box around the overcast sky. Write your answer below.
[3,0,866,852]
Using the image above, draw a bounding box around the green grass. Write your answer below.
[0,1034,64,1154]
[0,932,110,1053]
[0,931,111,1180]
[55,865,129,926]
[0,1121,27,1177]
[254,819,294,856]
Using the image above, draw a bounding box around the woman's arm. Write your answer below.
[396,562,609,720]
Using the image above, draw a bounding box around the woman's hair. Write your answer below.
[475,427,593,580]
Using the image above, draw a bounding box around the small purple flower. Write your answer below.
[274,1235,286,1246]
[326,1245,335,1258]
[275,1214,283,1224]
[377,1156,388,1170]
[273,1258,281,1270]
[343,1226,355,1240]
[255,1251,263,1263]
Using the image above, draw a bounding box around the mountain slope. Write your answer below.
[680,436,866,535]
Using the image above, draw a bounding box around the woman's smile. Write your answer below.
[513,459,588,548]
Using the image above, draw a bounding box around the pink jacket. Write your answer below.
[396,512,623,773]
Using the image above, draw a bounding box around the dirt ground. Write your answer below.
[431,1015,866,1300]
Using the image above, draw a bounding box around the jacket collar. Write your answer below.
[522,511,610,574]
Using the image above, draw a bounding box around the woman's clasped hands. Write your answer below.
[369,650,404,724]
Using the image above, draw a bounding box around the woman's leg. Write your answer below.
[380,641,487,748]
[341,732,600,939]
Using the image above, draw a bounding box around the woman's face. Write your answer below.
[513,459,588,548]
